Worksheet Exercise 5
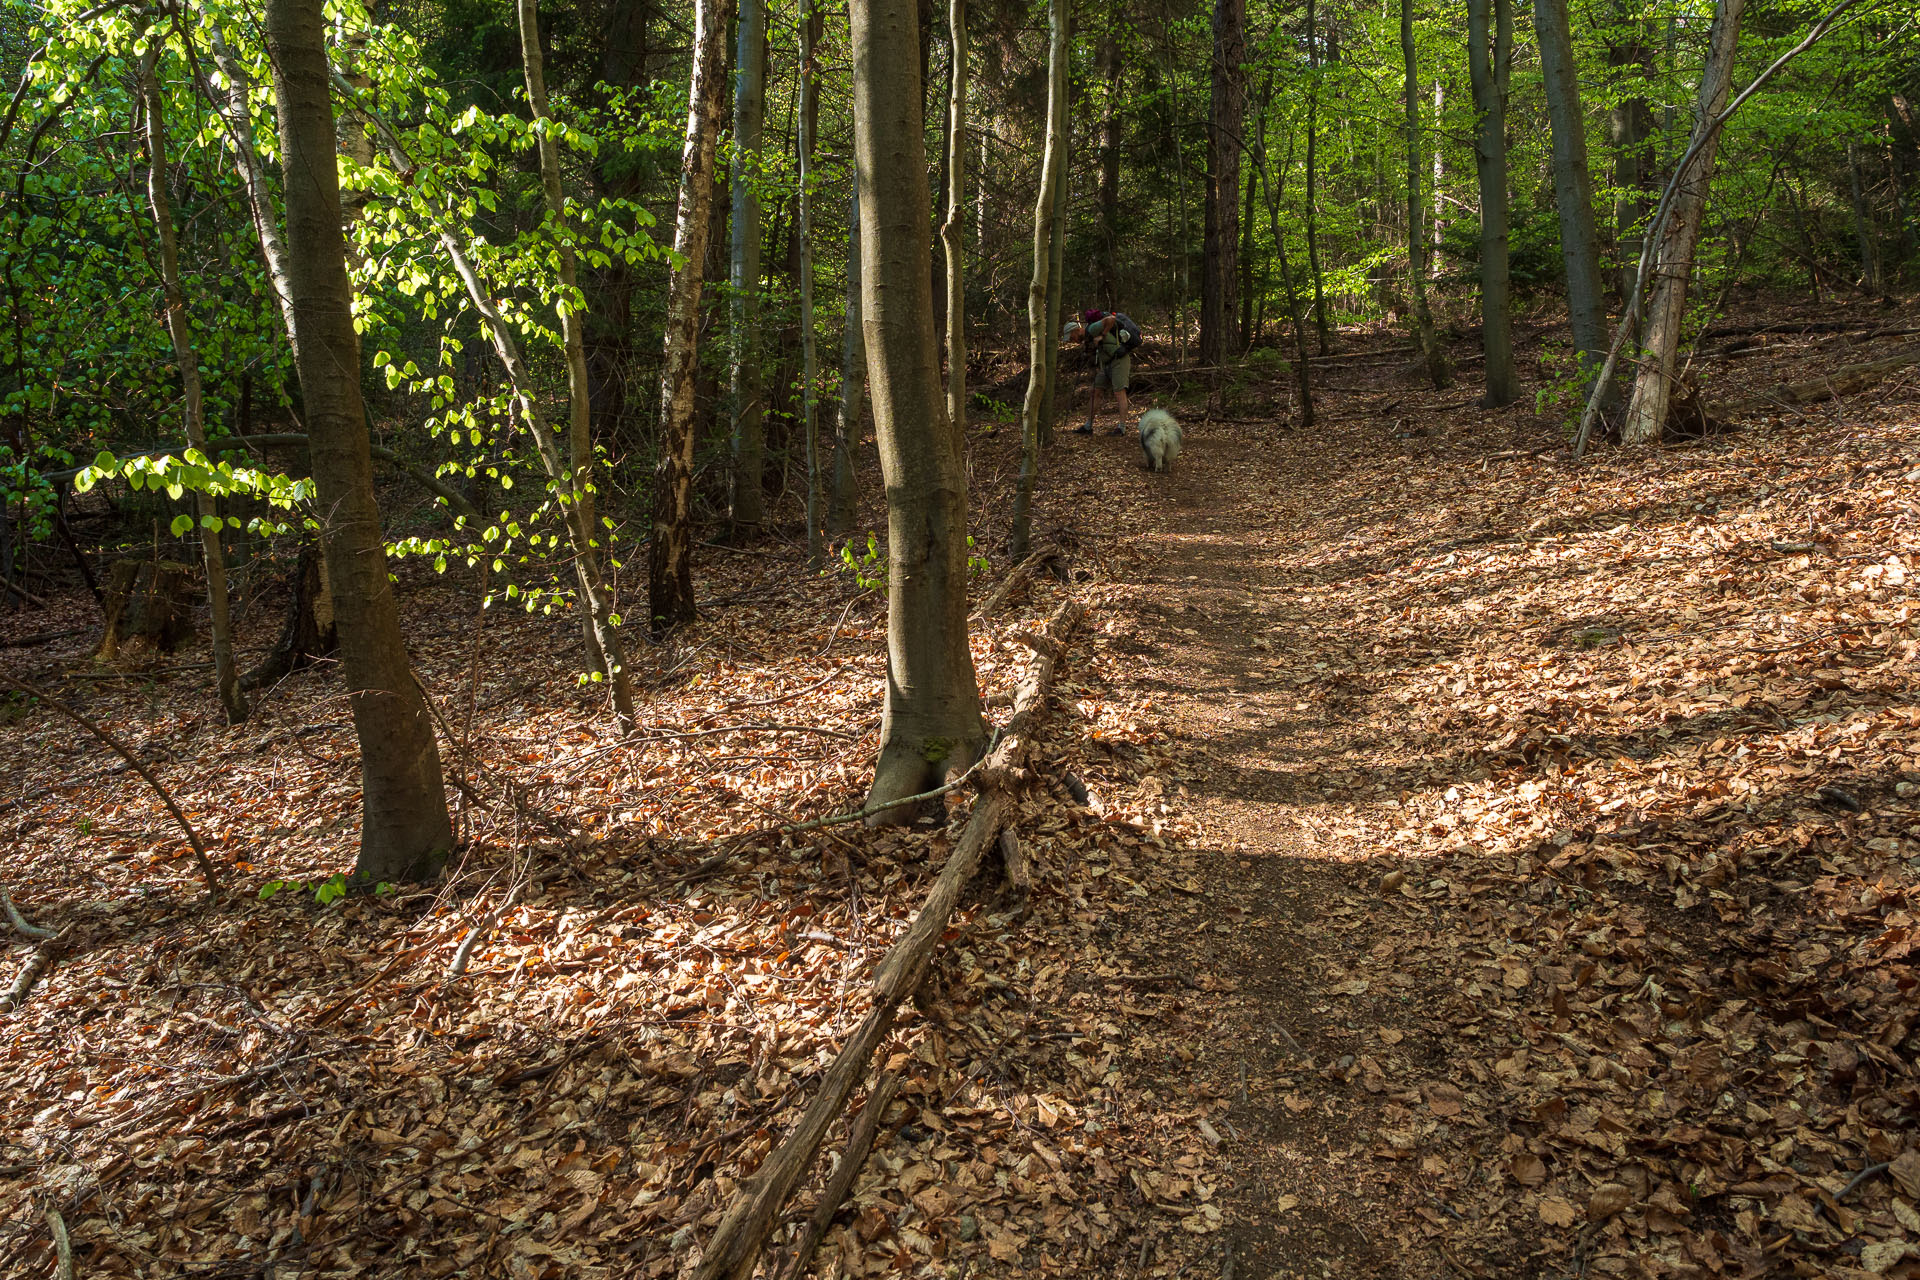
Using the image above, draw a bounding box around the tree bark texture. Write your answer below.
[1200,0,1244,366]
[1011,0,1068,561]
[1620,0,1747,445]
[650,0,736,628]
[828,188,865,537]
[941,0,968,442]
[800,0,824,567]
[1400,0,1450,388]
[851,0,988,812]
[1535,0,1611,399]
[728,0,769,531]
[139,50,246,726]
[1466,0,1519,406]
[264,0,452,882]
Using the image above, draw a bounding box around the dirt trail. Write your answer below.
[1061,401,1559,1278]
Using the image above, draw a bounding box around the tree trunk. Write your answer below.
[1431,80,1445,279]
[519,0,607,674]
[728,0,769,532]
[800,0,824,568]
[1042,118,1068,441]
[851,0,987,813]
[941,0,968,440]
[1401,0,1450,388]
[650,0,736,629]
[138,50,247,726]
[1011,0,1067,560]
[1200,0,1244,366]
[1252,70,1315,428]
[1467,0,1518,406]
[1847,141,1880,292]
[1305,0,1330,351]
[828,188,866,538]
[1096,27,1122,307]
[264,0,452,882]
[1619,0,1746,445]
[1535,0,1612,404]
[1607,20,1655,300]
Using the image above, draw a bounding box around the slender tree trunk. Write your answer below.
[650,0,735,629]
[1401,0,1450,388]
[519,0,606,673]
[1620,0,1747,445]
[1608,20,1655,300]
[942,0,968,440]
[1042,115,1068,440]
[1847,141,1880,292]
[728,0,769,532]
[138,52,246,726]
[828,188,865,537]
[1200,0,1245,366]
[1431,80,1445,278]
[203,32,296,336]
[1466,0,1518,405]
[850,0,987,813]
[1535,0,1611,404]
[1096,27,1122,307]
[800,0,824,567]
[1304,0,1329,350]
[1011,0,1067,558]
[264,0,452,882]
[1252,70,1315,429]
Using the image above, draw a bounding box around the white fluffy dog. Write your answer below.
[1138,408,1183,472]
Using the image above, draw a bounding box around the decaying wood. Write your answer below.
[94,559,194,660]
[0,672,222,900]
[690,598,1084,1280]
[778,1072,901,1280]
[2,930,67,1010]
[1715,344,1920,417]
[998,828,1031,915]
[973,551,1053,621]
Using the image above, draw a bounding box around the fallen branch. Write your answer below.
[778,1072,901,1280]
[0,671,222,901]
[1713,345,1920,418]
[973,551,1053,622]
[2,930,68,1010]
[446,877,528,981]
[998,828,1031,917]
[690,599,1085,1280]
[46,1207,72,1280]
[0,880,55,940]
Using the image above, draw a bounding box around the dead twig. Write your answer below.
[2,929,69,1010]
[0,671,221,901]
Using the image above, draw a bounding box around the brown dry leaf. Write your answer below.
[1510,1154,1548,1187]
[1539,1197,1578,1228]
[1587,1182,1635,1221]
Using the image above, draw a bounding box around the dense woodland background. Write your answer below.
[0,0,1918,1274]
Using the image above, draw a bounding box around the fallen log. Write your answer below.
[689,597,1085,1280]
[1714,344,1920,417]
[972,550,1054,622]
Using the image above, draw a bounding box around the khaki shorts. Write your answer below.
[1094,354,1131,391]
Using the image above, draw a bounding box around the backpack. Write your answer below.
[1110,312,1144,357]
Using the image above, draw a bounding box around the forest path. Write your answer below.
[1060,389,1551,1279]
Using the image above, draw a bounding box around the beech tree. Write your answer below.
[1466,0,1519,406]
[728,0,769,532]
[1400,0,1449,389]
[1200,0,1245,367]
[650,0,736,629]
[849,0,987,814]
[264,0,452,881]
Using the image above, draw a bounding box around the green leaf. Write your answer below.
[171,513,195,537]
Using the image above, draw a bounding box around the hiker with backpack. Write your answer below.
[1066,308,1142,435]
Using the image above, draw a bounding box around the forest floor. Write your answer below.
[1,296,1918,1280]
